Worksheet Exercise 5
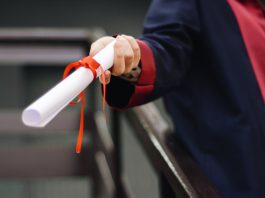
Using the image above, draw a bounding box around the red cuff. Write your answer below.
[126,40,156,107]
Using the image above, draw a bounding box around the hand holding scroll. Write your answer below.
[22,35,141,153]
[89,35,141,84]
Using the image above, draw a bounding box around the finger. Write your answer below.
[105,70,111,84]
[112,36,126,76]
[124,46,134,74]
[119,36,134,74]
[122,35,140,68]
[99,70,111,84]
[89,37,115,57]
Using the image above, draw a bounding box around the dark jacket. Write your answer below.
[106,0,265,197]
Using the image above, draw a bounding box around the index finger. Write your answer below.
[89,36,115,57]
[122,35,140,68]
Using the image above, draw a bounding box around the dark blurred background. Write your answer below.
[0,0,150,36]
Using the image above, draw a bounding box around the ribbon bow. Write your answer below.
[63,56,106,154]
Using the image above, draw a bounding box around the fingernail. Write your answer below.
[107,77,111,84]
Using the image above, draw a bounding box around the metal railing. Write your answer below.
[123,103,220,197]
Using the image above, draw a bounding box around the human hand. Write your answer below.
[89,35,141,84]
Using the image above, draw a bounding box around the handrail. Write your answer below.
[125,103,220,198]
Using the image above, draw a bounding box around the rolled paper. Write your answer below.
[22,40,116,127]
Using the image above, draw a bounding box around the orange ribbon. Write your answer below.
[63,56,106,154]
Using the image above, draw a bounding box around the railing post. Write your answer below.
[112,110,122,198]
[159,174,176,198]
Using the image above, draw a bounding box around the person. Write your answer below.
[89,0,265,197]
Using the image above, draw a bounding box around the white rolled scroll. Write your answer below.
[22,40,116,127]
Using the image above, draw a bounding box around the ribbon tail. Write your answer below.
[99,66,107,120]
[76,92,85,154]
